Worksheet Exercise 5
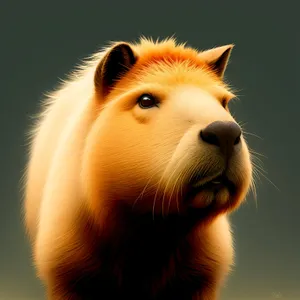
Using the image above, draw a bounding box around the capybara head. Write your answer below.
[82,38,253,219]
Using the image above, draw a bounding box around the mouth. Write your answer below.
[191,174,236,195]
[186,172,237,210]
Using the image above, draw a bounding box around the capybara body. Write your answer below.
[23,38,253,299]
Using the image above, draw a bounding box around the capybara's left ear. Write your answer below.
[94,42,138,98]
[198,44,234,79]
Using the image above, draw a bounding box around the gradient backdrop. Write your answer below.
[1,0,299,299]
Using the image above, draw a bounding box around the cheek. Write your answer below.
[82,113,165,205]
[240,141,253,189]
[227,139,253,198]
[239,139,253,180]
[82,106,197,211]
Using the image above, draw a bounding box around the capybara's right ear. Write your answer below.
[94,42,138,98]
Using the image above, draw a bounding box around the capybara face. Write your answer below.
[82,39,253,218]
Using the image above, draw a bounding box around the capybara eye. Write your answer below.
[137,94,158,109]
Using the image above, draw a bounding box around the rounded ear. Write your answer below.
[198,44,234,79]
[94,42,137,98]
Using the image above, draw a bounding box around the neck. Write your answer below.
[69,202,207,298]
[85,201,214,253]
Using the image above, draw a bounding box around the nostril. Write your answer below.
[200,130,220,146]
[234,135,241,145]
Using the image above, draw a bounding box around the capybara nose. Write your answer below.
[200,121,242,157]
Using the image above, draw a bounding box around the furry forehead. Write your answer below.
[103,37,236,99]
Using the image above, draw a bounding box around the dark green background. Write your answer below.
[1,1,299,299]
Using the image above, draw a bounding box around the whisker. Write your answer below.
[251,157,265,170]
[251,160,268,175]
[131,157,170,218]
[132,168,159,210]
[243,131,264,140]
[255,168,280,192]
[152,156,176,220]
[238,121,248,129]
[167,168,182,216]
[249,149,267,159]
[250,169,260,208]
[162,152,189,218]
[251,157,279,192]
[177,159,197,215]
[166,152,191,216]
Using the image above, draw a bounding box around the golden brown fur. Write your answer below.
[23,37,253,299]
